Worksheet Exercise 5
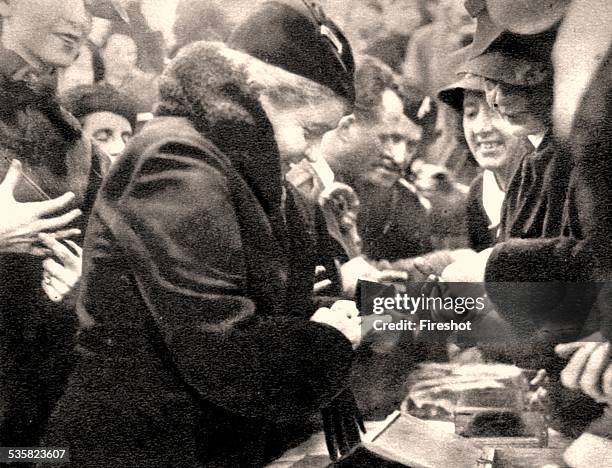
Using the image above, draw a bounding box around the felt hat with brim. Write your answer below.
[61,83,138,129]
[459,50,553,88]
[437,73,485,113]
[228,0,355,106]
[434,45,482,111]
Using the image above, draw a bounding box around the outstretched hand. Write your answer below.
[0,160,81,255]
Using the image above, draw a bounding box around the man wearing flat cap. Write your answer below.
[42,1,363,466]
[0,0,117,450]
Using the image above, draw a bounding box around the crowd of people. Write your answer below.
[0,0,610,467]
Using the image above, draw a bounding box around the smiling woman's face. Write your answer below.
[462,90,525,172]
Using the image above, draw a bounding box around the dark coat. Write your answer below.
[465,173,496,252]
[42,44,353,467]
[0,49,109,447]
[484,133,598,341]
[482,127,608,438]
[563,48,612,342]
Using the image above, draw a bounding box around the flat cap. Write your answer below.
[464,1,504,59]
[228,0,355,105]
[465,0,565,57]
[486,0,570,35]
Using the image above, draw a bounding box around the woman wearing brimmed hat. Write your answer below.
[437,44,575,283]
[438,69,529,252]
[440,43,605,440]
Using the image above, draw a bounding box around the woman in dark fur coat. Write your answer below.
[42,2,364,466]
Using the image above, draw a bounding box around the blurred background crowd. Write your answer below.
[59,0,478,179]
[1,0,611,466]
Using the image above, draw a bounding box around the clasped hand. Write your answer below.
[311,300,362,348]
[39,234,83,304]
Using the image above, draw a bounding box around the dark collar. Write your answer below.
[0,47,81,140]
[0,47,32,81]
[0,47,57,83]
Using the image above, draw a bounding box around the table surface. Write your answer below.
[267,415,571,468]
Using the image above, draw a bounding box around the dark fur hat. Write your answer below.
[228,0,355,106]
[61,83,138,129]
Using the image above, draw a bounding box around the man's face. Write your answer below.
[484,81,549,137]
[1,0,92,69]
[462,90,525,172]
[262,95,348,176]
[323,89,421,189]
[82,111,133,165]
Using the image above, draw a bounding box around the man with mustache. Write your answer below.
[321,56,431,263]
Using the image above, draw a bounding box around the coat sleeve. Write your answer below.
[108,137,354,423]
[483,232,600,340]
[465,175,494,252]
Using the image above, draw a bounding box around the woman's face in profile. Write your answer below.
[484,81,549,137]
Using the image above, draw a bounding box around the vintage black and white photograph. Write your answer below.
[0,0,610,466]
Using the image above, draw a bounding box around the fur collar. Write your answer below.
[0,73,82,172]
[156,41,283,211]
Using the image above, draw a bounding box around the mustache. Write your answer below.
[373,156,403,173]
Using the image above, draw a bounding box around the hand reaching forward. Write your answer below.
[556,338,612,404]
[0,160,81,255]
[311,300,362,348]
